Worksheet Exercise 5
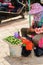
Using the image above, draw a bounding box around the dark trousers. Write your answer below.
[21,28,36,37]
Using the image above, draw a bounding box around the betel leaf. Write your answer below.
[22,44,26,47]
[4,36,22,45]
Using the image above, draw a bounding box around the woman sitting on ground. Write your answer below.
[21,3,43,45]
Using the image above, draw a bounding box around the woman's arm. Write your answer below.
[35,27,43,34]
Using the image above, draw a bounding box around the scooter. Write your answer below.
[0,0,25,23]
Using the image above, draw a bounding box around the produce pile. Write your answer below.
[5,36,22,45]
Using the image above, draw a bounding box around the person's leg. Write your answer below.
[21,28,36,37]
[21,28,36,41]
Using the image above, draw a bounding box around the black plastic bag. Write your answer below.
[0,7,8,11]
[21,46,31,57]
[34,46,43,57]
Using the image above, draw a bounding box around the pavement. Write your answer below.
[0,14,43,65]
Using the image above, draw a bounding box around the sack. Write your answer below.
[38,37,43,48]
[34,46,43,57]
[21,46,31,57]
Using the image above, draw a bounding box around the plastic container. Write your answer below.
[9,43,22,57]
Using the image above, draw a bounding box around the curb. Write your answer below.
[2,16,22,23]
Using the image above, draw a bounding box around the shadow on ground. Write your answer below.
[4,56,32,65]
[4,54,43,65]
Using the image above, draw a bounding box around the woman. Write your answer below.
[21,3,43,45]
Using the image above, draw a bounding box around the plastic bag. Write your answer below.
[21,46,31,57]
[34,46,43,57]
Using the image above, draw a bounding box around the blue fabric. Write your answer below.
[38,17,43,27]
[2,4,8,7]
[0,2,8,7]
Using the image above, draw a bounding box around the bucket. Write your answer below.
[9,43,22,57]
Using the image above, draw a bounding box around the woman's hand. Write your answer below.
[30,27,35,32]
[35,27,43,34]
